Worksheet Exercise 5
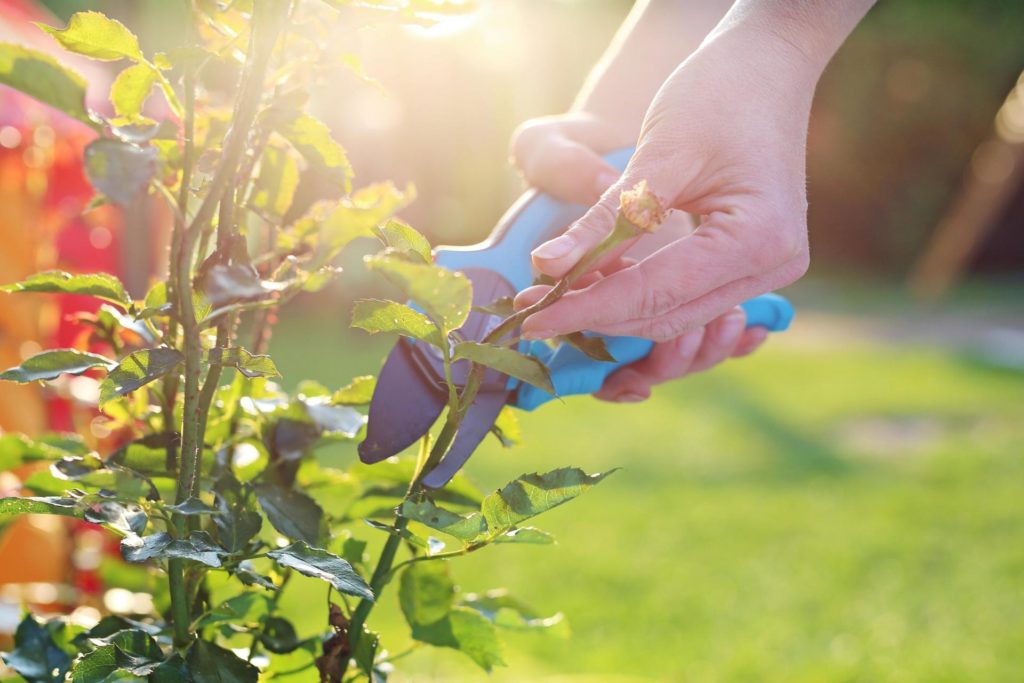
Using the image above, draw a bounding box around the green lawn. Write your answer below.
[261,288,1024,682]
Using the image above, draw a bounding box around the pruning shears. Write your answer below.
[359,147,794,488]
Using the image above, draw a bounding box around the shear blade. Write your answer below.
[359,340,447,464]
[422,388,510,489]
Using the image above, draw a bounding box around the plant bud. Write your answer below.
[618,180,666,233]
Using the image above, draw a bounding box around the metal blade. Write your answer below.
[421,388,510,489]
[359,340,447,464]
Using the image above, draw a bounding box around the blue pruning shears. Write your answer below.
[360,147,794,488]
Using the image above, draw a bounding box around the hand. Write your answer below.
[510,113,770,402]
[515,27,815,344]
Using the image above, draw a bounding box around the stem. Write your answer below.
[167,0,198,648]
[169,0,284,649]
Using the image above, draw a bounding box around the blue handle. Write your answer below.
[514,293,793,411]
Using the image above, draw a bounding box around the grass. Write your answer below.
[260,287,1024,682]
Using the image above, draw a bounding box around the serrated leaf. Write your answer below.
[254,483,324,545]
[198,263,287,309]
[0,349,115,383]
[287,182,414,260]
[2,613,71,683]
[110,63,157,119]
[0,496,81,519]
[196,592,269,629]
[71,644,118,683]
[0,42,96,128]
[331,375,375,406]
[453,342,553,393]
[1,271,129,306]
[267,541,373,600]
[84,500,147,535]
[400,498,486,542]
[263,109,352,192]
[409,606,505,672]
[461,590,568,637]
[209,347,280,379]
[399,561,455,627]
[100,348,183,404]
[365,254,471,334]
[351,299,443,347]
[84,139,157,206]
[373,219,431,262]
[560,331,616,362]
[39,11,143,62]
[364,519,429,549]
[481,468,616,535]
[187,639,258,683]
[0,433,85,471]
[121,531,224,567]
[259,616,303,654]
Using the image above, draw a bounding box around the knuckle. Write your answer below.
[572,200,618,241]
[634,266,682,319]
[642,315,689,343]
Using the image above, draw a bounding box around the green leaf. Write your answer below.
[490,406,521,448]
[560,332,616,362]
[351,299,443,347]
[198,263,286,309]
[121,531,224,568]
[0,42,96,129]
[460,590,568,637]
[70,645,118,683]
[409,606,505,672]
[0,349,115,383]
[254,483,324,545]
[84,500,148,536]
[248,145,299,219]
[38,11,144,62]
[1,613,71,683]
[481,468,616,535]
[0,433,85,471]
[266,541,373,600]
[99,347,183,405]
[365,254,472,334]
[285,182,414,259]
[209,347,280,379]
[84,139,157,206]
[187,639,258,683]
[259,616,304,654]
[400,498,486,542]
[1,271,129,306]
[363,519,429,549]
[213,476,263,553]
[263,109,352,192]
[373,219,431,263]
[196,592,269,629]
[492,526,554,545]
[110,63,157,119]
[331,375,375,406]
[453,342,554,393]
[399,561,455,627]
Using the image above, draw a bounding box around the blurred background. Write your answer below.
[1,0,1022,681]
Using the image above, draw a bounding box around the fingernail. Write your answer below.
[531,235,577,261]
[716,310,746,345]
[595,170,619,195]
[522,329,556,341]
[614,392,647,403]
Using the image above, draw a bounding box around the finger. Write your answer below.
[512,122,620,205]
[731,326,769,358]
[594,327,706,402]
[532,223,808,342]
[686,307,748,374]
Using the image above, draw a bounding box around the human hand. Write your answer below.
[514,26,815,346]
[510,113,770,402]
